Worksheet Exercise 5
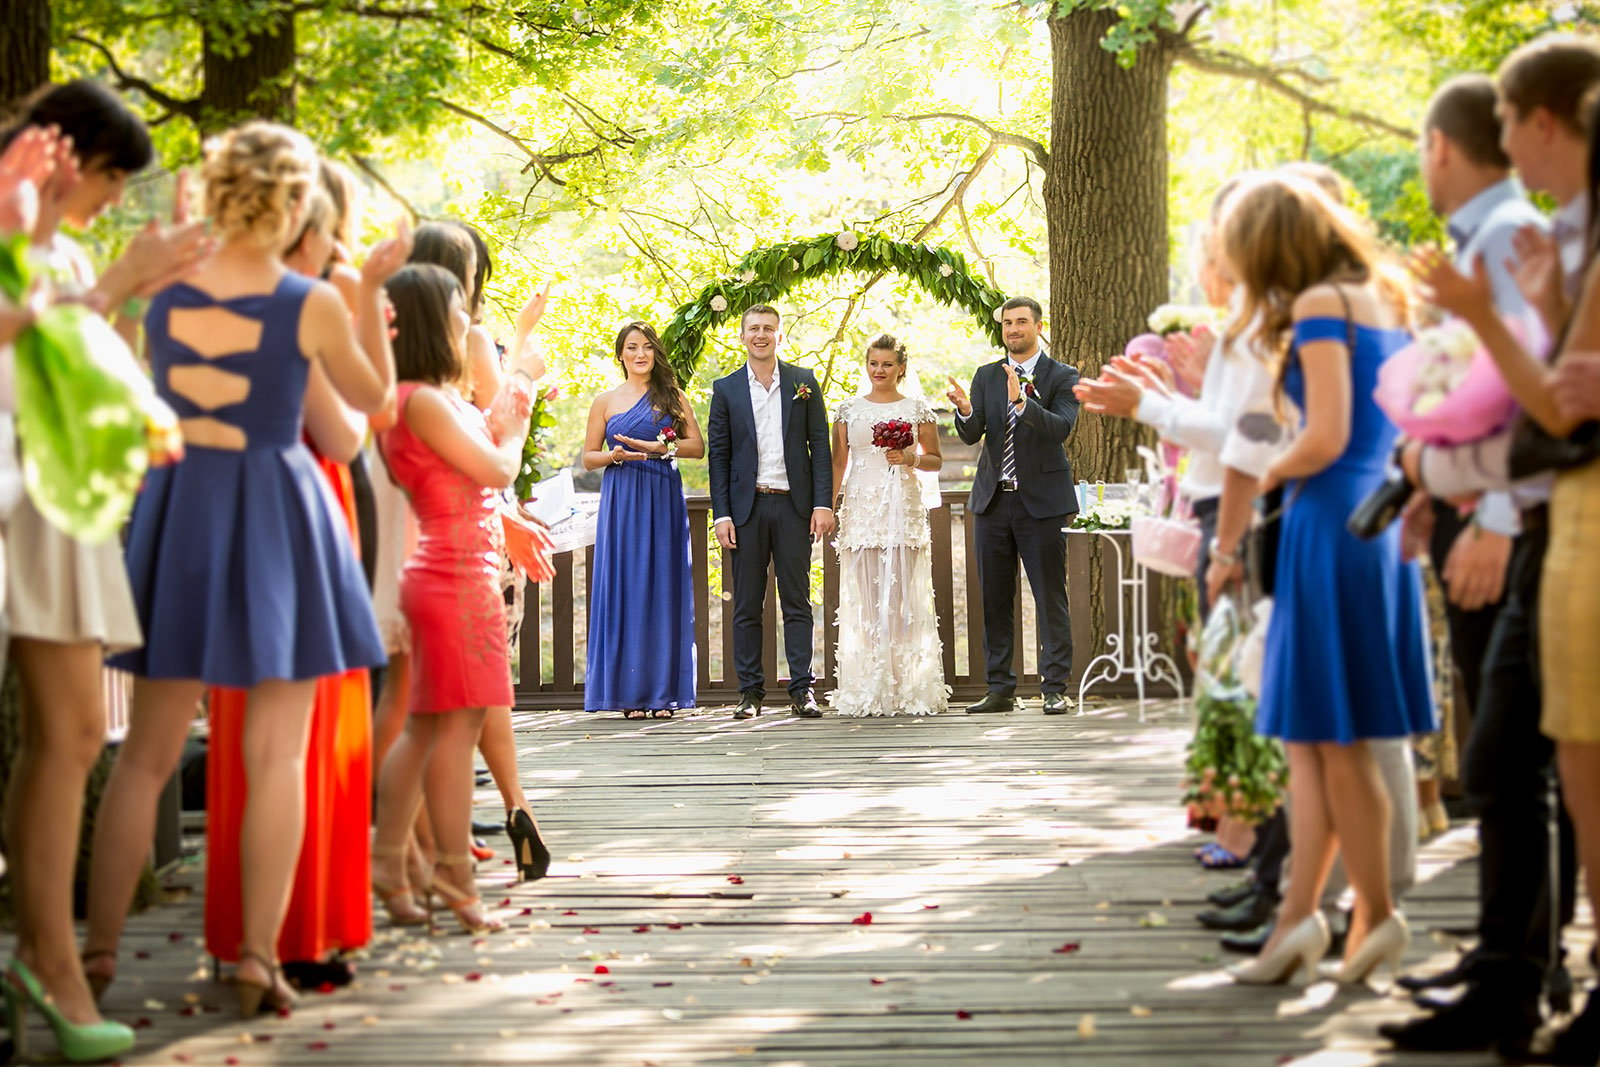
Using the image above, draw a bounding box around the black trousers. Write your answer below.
[730,494,814,699]
[1461,521,1577,995]
[1429,498,1505,716]
[974,492,1072,694]
[1193,496,1220,619]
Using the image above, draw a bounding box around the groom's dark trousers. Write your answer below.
[731,494,813,700]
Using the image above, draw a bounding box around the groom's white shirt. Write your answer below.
[747,363,790,493]
[712,362,791,528]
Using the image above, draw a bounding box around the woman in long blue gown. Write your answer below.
[581,321,701,718]
[1218,174,1433,989]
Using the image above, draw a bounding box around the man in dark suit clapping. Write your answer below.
[946,297,1081,715]
[707,305,834,720]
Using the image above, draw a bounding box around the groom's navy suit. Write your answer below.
[955,349,1080,695]
[708,360,832,699]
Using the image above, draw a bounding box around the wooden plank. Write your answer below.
[691,501,712,691]
[551,548,575,689]
[961,503,985,688]
[930,502,955,682]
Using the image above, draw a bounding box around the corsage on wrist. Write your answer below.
[656,426,679,459]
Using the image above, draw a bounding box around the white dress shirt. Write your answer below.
[748,363,790,493]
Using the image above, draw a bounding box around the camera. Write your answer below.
[1346,465,1414,541]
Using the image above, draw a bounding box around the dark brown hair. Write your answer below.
[615,321,686,434]
[387,264,464,385]
[865,332,909,383]
[1,80,153,173]
[451,220,493,320]
[741,303,781,328]
[1499,34,1600,133]
[1425,74,1512,169]
[410,222,476,306]
[1000,296,1042,321]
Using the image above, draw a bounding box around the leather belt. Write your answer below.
[755,486,790,495]
[997,478,1019,492]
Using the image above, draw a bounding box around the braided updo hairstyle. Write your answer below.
[865,332,909,383]
[202,121,319,249]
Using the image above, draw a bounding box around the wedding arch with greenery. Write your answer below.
[661,232,1008,383]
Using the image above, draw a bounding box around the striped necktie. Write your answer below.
[1003,362,1021,482]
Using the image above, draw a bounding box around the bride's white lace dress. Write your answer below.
[831,396,951,717]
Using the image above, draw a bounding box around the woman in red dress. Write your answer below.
[371,263,532,934]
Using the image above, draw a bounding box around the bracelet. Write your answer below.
[1209,538,1241,568]
[610,450,623,466]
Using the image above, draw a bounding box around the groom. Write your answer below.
[708,304,834,720]
[946,296,1080,715]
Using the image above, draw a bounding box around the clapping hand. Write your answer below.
[1510,224,1565,330]
[1553,352,1600,423]
[1002,360,1022,404]
[1073,365,1142,419]
[360,217,414,288]
[944,375,971,416]
[1411,245,1491,321]
[122,218,217,299]
[488,375,533,442]
[516,282,552,336]
[1165,328,1210,393]
[0,125,58,235]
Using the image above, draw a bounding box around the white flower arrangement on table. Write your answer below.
[1147,303,1217,336]
[1070,498,1136,531]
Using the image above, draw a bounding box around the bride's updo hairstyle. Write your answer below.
[865,333,909,384]
[202,121,319,249]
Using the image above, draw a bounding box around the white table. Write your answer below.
[1067,526,1185,717]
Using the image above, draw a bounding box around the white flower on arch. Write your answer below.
[709,295,729,313]
[835,231,860,251]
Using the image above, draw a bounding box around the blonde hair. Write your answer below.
[1219,174,1409,402]
[318,159,361,254]
[202,121,318,248]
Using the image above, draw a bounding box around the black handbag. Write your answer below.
[1508,412,1600,480]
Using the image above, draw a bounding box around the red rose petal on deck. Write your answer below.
[317,981,336,994]
[598,980,615,987]
[851,912,873,925]
[307,1041,329,1051]
[173,1055,192,1063]
[922,904,940,910]
[593,965,609,974]
[633,925,652,933]
[1053,942,1081,954]
[498,898,512,908]
[653,981,674,987]
[870,977,887,985]
[726,876,744,884]
[275,1006,291,1018]
[134,950,150,959]
[956,1010,973,1020]
[666,923,684,930]
[167,932,185,942]
[132,1018,153,1030]
[561,909,578,916]
[573,978,591,984]
[225,1059,240,1066]
[582,927,601,934]
[179,1005,198,1016]
[388,983,407,992]
[465,972,483,982]
[322,1021,337,1030]
[519,908,534,916]
[252,1033,274,1043]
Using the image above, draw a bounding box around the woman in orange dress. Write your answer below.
[203,178,383,983]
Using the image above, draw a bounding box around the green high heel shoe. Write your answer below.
[3,959,135,1063]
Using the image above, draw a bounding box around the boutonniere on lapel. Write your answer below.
[793,382,813,401]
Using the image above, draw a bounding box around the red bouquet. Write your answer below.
[871,419,914,451]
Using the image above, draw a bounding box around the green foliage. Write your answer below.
[661,232,1005,384]
[513,385,562,501]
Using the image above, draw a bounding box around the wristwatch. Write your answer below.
[1209,538,1241,567]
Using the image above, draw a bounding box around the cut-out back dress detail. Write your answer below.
[110,272,385,686]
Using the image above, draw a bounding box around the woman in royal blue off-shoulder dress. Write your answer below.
[1217,174,1433,990]
[580,321,701,719]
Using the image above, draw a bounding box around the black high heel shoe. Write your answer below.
[506,808,551,882]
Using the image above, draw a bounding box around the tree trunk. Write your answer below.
[0,0,51,110]
[1045,10,1183,668]
[199,9,296,132]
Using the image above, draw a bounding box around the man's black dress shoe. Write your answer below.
[1397,949,1480,993]
[471,820,503,837]
[1197,889,1278,932]
[965,693,1014,715]
[1207,882,1256,908]
[791,691,823,718]
[733,692,762,720]
[1377,990,1539,1054]
[1041,693,1075,715]
[1220,921,1272,956]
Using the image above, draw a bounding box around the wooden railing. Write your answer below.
[514,491,1170,710]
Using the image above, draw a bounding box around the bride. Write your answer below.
[830,334,951,716]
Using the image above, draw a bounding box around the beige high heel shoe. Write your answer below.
[430,854,506,936]
[1229,913,1330,986]
[371,843,429,926]
[234,950,294,1018]
[1330,912,1410,986]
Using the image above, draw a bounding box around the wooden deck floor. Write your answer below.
[5,700,1570,1066]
